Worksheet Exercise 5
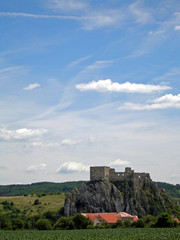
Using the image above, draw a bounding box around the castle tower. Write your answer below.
[90,166,110,181]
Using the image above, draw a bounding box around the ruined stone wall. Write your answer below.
[90,166,151,184]
[90,166,110,181]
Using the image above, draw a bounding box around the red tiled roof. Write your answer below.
[82,212,138,224]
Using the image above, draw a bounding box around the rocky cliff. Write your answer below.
[64,179,180,217]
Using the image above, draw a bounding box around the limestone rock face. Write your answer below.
[64,179,178,217]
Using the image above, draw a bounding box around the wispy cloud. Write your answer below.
[129,1,153,25]
[48,0,88,11]
[67,55,92,68]
[0,66,24,73]
[24,83,40,90]
[81,10,124,30]
[56,161,89,173]
[0,12,79,20]
[26,163,46,173]
[118,93,180,111]
[0,128,47,140]
[153,67,180,82]
[30,142,60,147]
[61,138,81,145]
[76,79,171,93]
[174,25,180,30]
[109,159,130,167]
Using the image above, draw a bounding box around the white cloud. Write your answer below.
[118,94,180,111]
[24,83,40,90]
[31,142,60,147]
[88,136,96,143]
[56,161,89,173]
[86,61,113,70]
[0,66,24,73]
[109,159,130,167]
[61,138,81,145]
[76,79,171,93]
[0,12,79,20]
[26,164,47,173]
[48,0,88,11]
[0,128,47,140]
[174,25,180,30]
[81,10,123,30]
[129,2,153,25]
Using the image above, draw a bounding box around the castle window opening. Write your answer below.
[139,176,141,178]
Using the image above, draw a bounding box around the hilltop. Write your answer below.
[0,180,179,202]
[64,167,180,218]
[0,181,85,196]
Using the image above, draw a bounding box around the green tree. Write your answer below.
[33,199,40,205]
[12,218,24,230]
[0,215,12,230]
[136,219,145,228]
[123,220,131,227]
[153,213,174,228]
[73,214,89,229]
[54,217,75,230]
[36,219,52,230]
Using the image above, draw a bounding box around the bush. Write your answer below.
[12,218,25,230]
[33,199,40,205]
[123,220,131,227]
[36,219,52,230]
[153,213,174,228]
[73,214,89,229]
[136,219,145,228]
[54,217,75,230]
[0,215,12,230]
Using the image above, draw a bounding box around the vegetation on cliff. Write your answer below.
[64,180,180,218]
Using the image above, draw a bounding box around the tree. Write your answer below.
[123,220,131,227]
[73,214,89,229]
[12,218,25,230]
[0,215,12,230]
[36,219,52,230]
[153,213,174,228]
[53,217,75,230]
[135,219,145,228]
[33,199,40,205]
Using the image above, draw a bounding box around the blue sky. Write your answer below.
[0,0,180,184]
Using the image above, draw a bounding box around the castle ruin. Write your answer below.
[90,166,151,186]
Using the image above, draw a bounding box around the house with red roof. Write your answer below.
[170,215,180,223]
[82,212,138,226]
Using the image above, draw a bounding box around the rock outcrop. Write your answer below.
[64,179,180,217]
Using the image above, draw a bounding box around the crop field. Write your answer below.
[0,228,179,240]
[0,194,65,215]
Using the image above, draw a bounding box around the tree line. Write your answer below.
[0,201,179,231]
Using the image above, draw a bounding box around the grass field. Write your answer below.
[0,194,65,215]
[0,228,179,240]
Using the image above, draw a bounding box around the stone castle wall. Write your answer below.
[90,166,151,185]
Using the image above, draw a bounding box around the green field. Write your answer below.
[0,228,179,240]
[0,193,65,216]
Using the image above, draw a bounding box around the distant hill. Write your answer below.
[0,181,179,200]
[156,182,180,201]
[0,181,86,196]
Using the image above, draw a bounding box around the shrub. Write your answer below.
[36,219,52,230]
[33,199,40,205]
[153,213,174,228]
[0,215,12,230]
[73,213,89,229]
[136,219,145,228]
[123,220,131,227]
[54,217,75,230]
[12,218,25,230]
